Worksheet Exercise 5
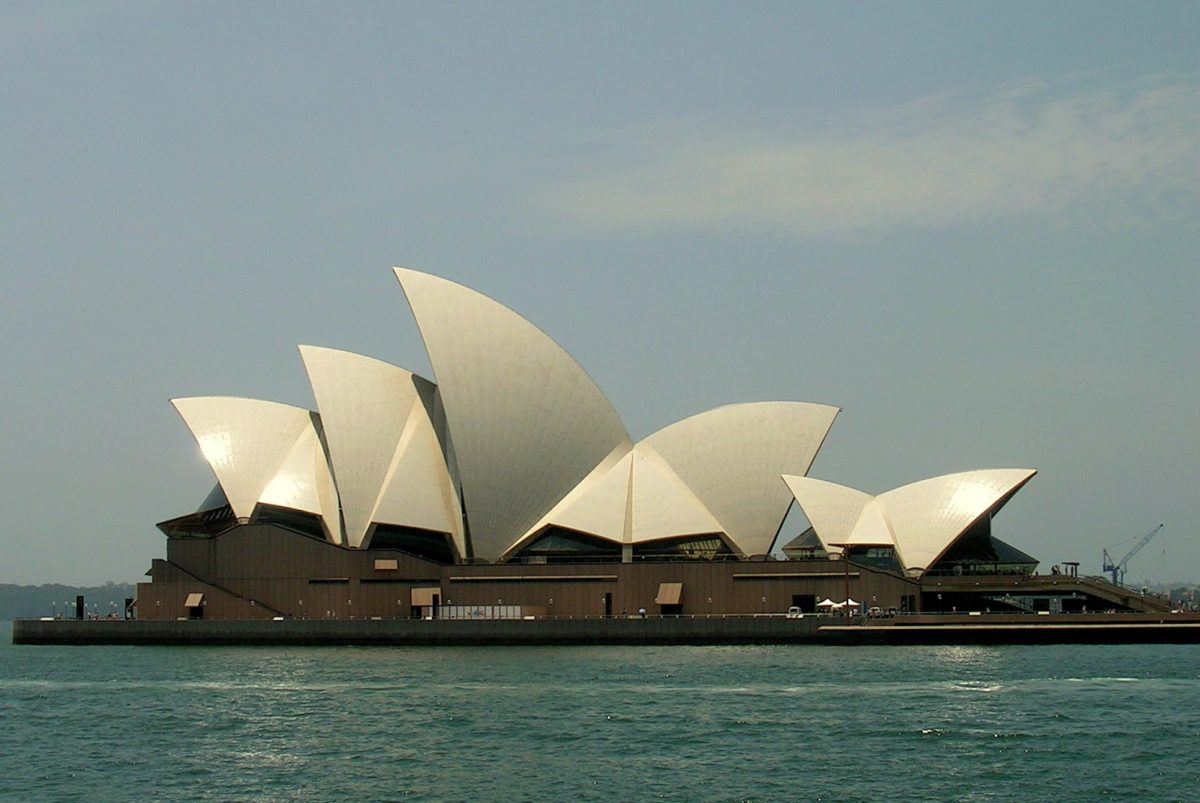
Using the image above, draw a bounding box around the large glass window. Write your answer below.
[252,504,329,541]
[367,524,457,564]
[633,534,734,561]
[512,527,622,563]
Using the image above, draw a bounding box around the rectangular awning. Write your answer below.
[654,582,683,605]
[184,593,205,608]
[410,587,441,607]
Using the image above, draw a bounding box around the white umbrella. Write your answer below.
[816,598,837,608]
[845,598,861,608]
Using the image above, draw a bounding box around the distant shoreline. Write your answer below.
[0,583,136,623]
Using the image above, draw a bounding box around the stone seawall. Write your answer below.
[821,621,1200,645]
[11,616,826,646]
[15,615,1200,646]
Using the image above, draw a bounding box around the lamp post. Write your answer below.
[843,547,851,617]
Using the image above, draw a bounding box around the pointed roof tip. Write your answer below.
[392,266,424,298]
[393,265,436,287]
[298,343,394,367]
[393,267,504,309]
[392,263,631,560]
[297,344,437,391]
[651,399,840,429]
[171,394,299,409]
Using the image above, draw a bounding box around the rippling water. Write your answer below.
[2,621,1198,801]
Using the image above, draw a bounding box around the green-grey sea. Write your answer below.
[2,622,1198,802]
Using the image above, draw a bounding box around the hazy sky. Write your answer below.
[2,2,1197,586]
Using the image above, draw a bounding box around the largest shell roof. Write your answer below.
[172,268,841,562]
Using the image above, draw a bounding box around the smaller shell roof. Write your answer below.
[171,396,341,543]
[513,401,839,557]
[299,345,462,551]
[784,468,1037,575]
[643,401,840,556]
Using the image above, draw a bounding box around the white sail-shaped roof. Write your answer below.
[785,469,1037,574]
[627,445,725,543]
[518,404,835,554]
[516,443,634,548]
[513,441,726,551]
[643,402,840,556]
[849,498,895,547]
[879,469,1037,573]
[300,346,462,551]
[395,267,631,562]
[370,379,465,555]
[258,419,344,544]
[171,396,340,542]
[781,475,873,551]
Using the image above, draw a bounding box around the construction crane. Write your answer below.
[1102,524,1164,587]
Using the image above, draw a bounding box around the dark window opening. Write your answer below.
[252,504,329,541]
[360,578,440,585]
[925,518,1038,576]
[632,534,734,561]
[781,528,830,560]
[512,527,622,563]
[367,525,456,564]
[791,594,817,614]
[156,505,237,539]
[846,545,903,573]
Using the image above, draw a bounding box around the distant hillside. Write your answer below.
[1,583,136,621]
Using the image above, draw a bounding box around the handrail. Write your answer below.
[161,559,288,618]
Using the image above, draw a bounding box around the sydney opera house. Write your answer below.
[136,268,1151,622]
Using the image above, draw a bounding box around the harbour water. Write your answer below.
[2,621,1198,801]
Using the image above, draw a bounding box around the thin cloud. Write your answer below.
[537,78,1200,237]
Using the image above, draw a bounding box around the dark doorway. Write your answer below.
[792,594,817,614]
[604,592,613,618]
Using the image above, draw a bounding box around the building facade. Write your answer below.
[140,268,1152,621]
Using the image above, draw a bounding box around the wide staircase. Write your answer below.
[1072,575,1174,613]
[925,573,1174,614]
